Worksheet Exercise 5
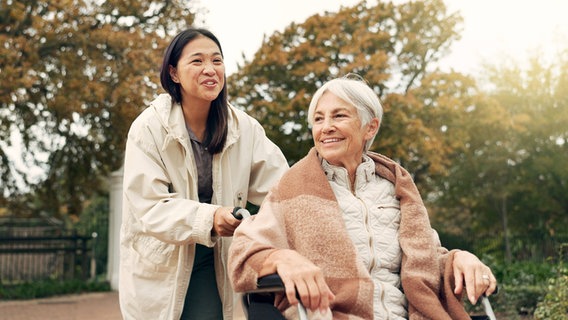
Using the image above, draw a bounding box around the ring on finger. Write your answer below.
[482,274,490,282]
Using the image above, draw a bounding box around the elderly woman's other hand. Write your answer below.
[260,249,335,313]
[452,250,498,304]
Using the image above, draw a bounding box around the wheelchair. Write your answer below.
[232,208,498,320]
[240,273,498,320]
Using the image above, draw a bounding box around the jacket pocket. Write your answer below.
[132,234,177,268]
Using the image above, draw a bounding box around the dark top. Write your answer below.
[180,126,222,320]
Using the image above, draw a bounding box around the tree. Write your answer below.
[0,0,198,218]
[225,0,568,263]
[432,52,568,261]
[227,0,464,185]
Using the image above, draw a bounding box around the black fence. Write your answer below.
[0,217,94,284]
[0,234,92,284]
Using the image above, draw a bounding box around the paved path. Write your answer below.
[0,291,121,320]
[0,291,247,320]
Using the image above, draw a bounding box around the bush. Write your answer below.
[465,284,545,319]
[0,279,111,300]
[533,271,568,320]
[466,255,554,318]
[534,244,568,320]
[75,194,110,276]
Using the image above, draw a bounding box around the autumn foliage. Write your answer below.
[0,0,194,217]
[1,0,567,262]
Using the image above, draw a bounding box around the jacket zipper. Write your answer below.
[377,281,390,320]
[359,197,377,273]
[375,203,400,320]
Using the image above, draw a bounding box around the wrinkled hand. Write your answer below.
[212,207,241,237]
[270,249,335,313]
[453,250,498,304]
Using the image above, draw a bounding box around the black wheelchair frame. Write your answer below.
[241,274,497,320]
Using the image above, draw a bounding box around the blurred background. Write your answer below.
[1,0,566,318]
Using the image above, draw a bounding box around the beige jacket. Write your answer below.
[323,155,407,319]
[229,148,470,320]
[119,94,289,320]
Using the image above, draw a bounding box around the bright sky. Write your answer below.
[198,0,568,76]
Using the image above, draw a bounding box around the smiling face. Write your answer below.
[168,35,225,106]
[312,91,379,174]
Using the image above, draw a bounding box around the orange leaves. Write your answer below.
[0,0,198,212]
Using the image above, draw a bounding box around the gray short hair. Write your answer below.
[307,74,383,151]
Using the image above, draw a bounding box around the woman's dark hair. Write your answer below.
[160,27,228,154]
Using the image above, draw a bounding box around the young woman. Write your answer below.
[119,28,289,320]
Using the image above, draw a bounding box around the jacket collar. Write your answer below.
[321,153,376,186]
[150,93,239,152]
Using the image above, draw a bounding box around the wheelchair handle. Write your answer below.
[232,207,251,220]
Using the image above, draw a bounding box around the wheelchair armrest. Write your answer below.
[243,273,308,320]
[249,273,285,293]
[240,274,286,319]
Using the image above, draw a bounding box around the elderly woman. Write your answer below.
[228,75,497,320]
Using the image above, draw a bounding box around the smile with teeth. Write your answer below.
[322,138,342,143]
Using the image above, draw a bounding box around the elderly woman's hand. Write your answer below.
[452,250,498,304]
[261,249,335,313]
